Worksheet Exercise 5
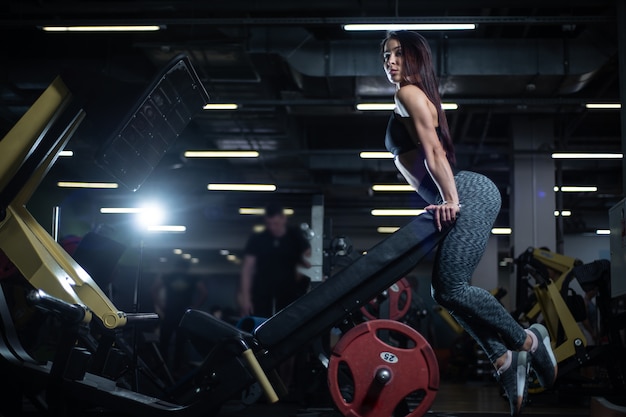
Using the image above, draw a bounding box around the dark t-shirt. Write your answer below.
[244,226,310,299]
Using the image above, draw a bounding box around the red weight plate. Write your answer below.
[361,277,412,321]
[328,319,439,417]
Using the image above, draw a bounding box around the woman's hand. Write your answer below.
[424,201,460,232]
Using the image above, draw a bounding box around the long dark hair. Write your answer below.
[382,30,456,166]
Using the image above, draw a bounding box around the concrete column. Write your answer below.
[619,0,626,190]
[510,116,556,309]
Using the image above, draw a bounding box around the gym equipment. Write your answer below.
[0,52,451,417]
[327,319,439,417]
[361,277,412,321]
[515,247,626,396]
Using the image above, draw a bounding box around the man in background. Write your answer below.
[238,202,311,318]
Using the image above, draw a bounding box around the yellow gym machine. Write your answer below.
[515,246,626,395]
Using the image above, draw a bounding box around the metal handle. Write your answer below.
[241,349,279,404]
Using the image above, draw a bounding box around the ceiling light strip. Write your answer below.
[551,153,623,159]
[100,207,144,214]
[360,151,394,159]
[203,103,239,110]
[554,186,598,192]
[42,25,162,32]
[371,209,425,216]
[377,226,401,234]
[491,228,512,235]
[207,184,277,192]
[372,184,415,192]
[356,103,458,111]
[344,23,476,31]
[184,150,259,158]
[585,103,621,109]
[146,225,186,232]
[239,207,294,215]
[57,181,119,189]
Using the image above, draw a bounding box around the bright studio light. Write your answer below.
[137,205,165,227]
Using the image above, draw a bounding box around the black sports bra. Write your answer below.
[385,112,443,156]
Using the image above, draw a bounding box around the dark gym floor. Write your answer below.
[216,380,593,417]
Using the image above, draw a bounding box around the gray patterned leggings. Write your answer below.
[431,170,527,363]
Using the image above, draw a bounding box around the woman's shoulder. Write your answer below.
[394,85,431,117]
[396,84,427,100]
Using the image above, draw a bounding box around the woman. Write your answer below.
[380,30,557,416]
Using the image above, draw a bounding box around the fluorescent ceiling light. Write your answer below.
[377,226,401,234]
[585,103,621,109]
[554,186,598,192]
[208,183,276,191]
[219,249,230,256]
[491,227,512,235]
[173,249,183,255]
[360,151,394,159]
[182,253,192,259]
[146,225,186,233]
[42,25,162,32]
[554,210,572,217]
[552,153,623,159]
[371,209,426,216]
[372,184,415,192]
[58,181,119,189]
[191,258,199,264]
[253,224,266,233]
[203,103,239,110]
[356,102,457,111]
[344,23,476,31]
[596,229,610,235]
[357,103,396,111]
[100,207,143,214]
[184,150,259,158]
[239,207,294,215]
[59,150,74,157]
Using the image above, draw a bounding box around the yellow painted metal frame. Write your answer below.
[524,248,586,364]
[0,76,126,329]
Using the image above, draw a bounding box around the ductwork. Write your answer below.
[248,27,615,95]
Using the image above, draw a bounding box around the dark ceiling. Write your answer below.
[1,0,624,269]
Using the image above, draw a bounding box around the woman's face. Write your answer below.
[383,38,403,85]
